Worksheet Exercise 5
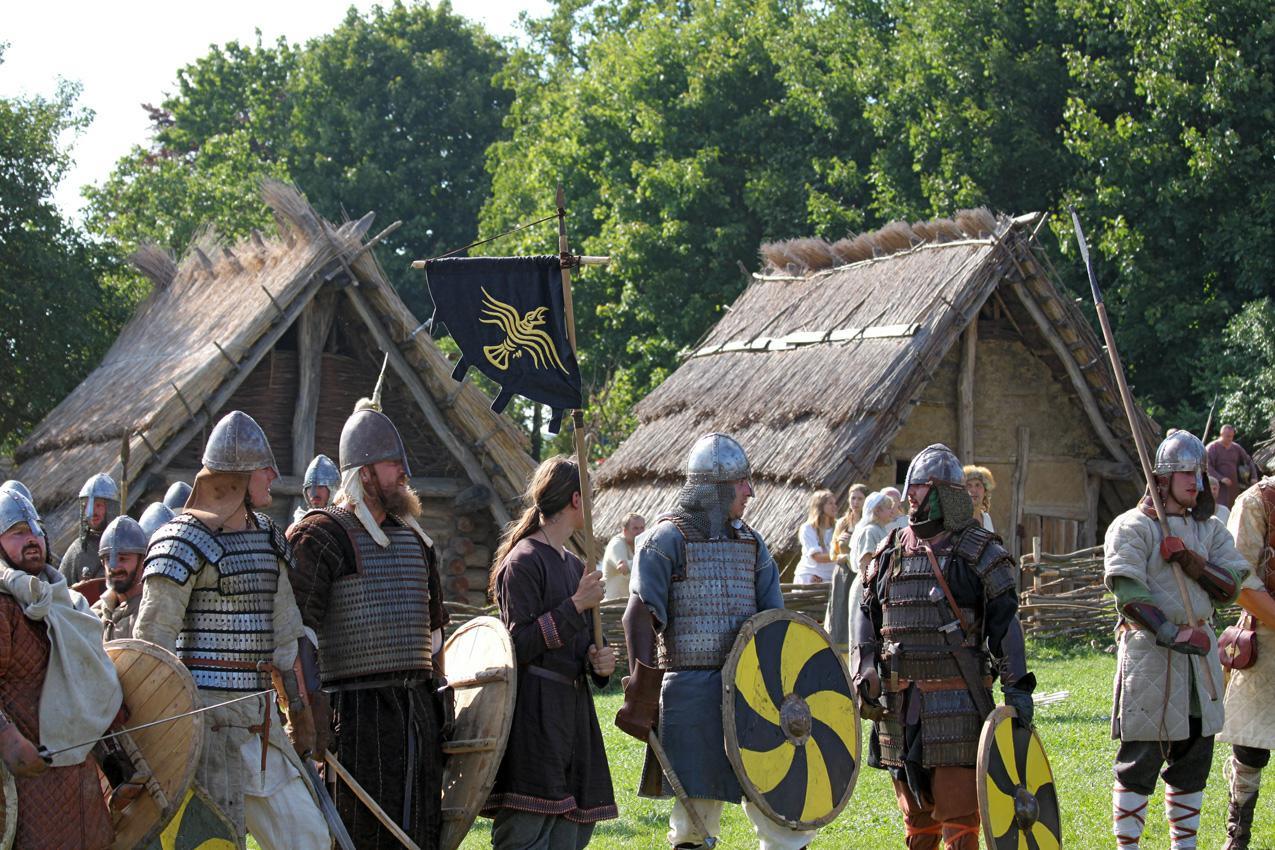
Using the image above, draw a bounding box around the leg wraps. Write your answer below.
[941,815,980,850]
[1164,786,1202,850]
[1112,784,1147,849]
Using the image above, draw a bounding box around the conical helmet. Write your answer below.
[139,502,176,540]
[98,516,149,571]
[0,489,42,538]
[339,409,411,477]
[303,454,341,492]
[0,480,32,504]
[202,411,279,475]
[163,481,192,510]
[78,473,121,524]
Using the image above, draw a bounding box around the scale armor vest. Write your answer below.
[143,513,287,692]
[311,506,434,684]
[657,513,758,670]
[873,525,1016,768]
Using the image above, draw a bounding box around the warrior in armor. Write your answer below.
[620,433,813,849]
[91,516,149,641]
[484,456,617,847]
[288,404,450,849]
[851,444,1034,850]
[133,410,328,850]
[1105,430,1249,850]
[138,501,176,541]
[163,480,193,511]
[58,472,120,585]
[292,453,340,525]
[0,488,124,849]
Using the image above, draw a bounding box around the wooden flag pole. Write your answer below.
[556,184,605,649]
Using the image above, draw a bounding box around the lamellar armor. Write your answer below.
[143,512,290,691]
[871,527,1017,767]
[656,514,758,670]
[308,505,435,683]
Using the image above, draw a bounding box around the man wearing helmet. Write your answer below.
[618,433,812,849]
[59,473,120,585]
[287,404,449,849]
[851,444,1034,850]
[91,516,149,640]
[0,488,123,849]
[292,453,340,526]
[1106,429,1249,850]
[133,410,328,850]
[138,501,176,541]
[162,480,193,511]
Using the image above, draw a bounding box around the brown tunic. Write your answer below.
[0,595,113,850]
[91,589,139,641]
[482,538,617,823]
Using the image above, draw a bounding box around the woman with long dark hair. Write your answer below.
[481,456,617,848]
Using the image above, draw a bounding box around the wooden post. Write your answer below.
[291,291,336,514]
[1031,535,1042,592]
[957,322,977,464]
[557,184,605,649]
[1083,473,1101,548]
[1010,425,1030,558]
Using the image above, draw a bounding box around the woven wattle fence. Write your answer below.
[1018,544,1116,639]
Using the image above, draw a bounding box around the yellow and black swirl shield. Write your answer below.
[722,609,859,830]
[977,706,1062,850]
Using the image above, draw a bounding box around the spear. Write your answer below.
[1202,393,1219,444]
[557,185,605,649]
[1069,206,1217,700]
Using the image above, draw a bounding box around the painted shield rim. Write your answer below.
[976,705,1062,850]
[439,615,518,850]
[721,608,861,831]
[105,638,203,850]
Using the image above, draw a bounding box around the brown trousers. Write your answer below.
[892,766,980,850]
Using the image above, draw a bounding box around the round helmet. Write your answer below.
[303,454,341,493]
[339,409,411,476]
[684,433,751,485]
[1154,429,1206,481]
[905,444,966,488]
[0,489,42,539]
[0,480,32,504]
[79,473,121,523]
[138,502,176,540]
[203,410,279,475]
[163,481,193,511]
[98,516,148,571]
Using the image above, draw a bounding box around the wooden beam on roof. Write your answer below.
[341,285,513,529]
[957,322,977,464]
[291,290,337,514]
[125,265,332,515]
[1009,280,1134,469]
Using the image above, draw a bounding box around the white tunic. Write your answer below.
[1219,483,1275,749]
[1104,506,1248,741]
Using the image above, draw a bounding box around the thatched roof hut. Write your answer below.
[14,182,535,605]
[592,211,1158,563]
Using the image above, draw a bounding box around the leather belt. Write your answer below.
[181,657,266,671]
[885,675,994,694]
[524,665,584,688]
[326,675,435,693]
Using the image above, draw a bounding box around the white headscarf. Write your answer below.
[334,467,433,548]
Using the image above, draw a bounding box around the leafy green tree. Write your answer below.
[84,3,511,316]
[481,0,873,455]
[0,47,123,450]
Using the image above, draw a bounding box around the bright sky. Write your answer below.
[1,0,550,221]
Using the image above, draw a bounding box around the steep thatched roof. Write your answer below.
[16,182,535,553]
[592,211,1158,549]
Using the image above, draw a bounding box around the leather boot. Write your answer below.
[1222,792,1258,850]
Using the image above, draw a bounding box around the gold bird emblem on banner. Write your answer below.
[479,286,570,374]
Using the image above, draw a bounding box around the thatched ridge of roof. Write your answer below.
[16,180,536,552]
[592,210,1157,549]
[759,208,997,275]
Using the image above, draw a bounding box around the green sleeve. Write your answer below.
[1111,575,1154,608]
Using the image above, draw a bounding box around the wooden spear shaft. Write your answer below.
[557,184,605,649]
[1069,207,1217,700]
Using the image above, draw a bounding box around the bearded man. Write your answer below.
[852,444,1034,850]
[620,433,814,850]
[1106,430,1249,850]
[58,473,120,585]
[288,405,450,850]
[91,516,149,641]
[292,453,340,525]
[133,410,328,850]
[0,488,123,849]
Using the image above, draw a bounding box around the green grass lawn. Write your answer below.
[255,642,1275,848]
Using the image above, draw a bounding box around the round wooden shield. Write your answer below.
[722,609,860,830]
[0,762,15,850]
[977,706,1062,850]
[104,639,204,850]
[140,783,237,850]
[439,616,517,850]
